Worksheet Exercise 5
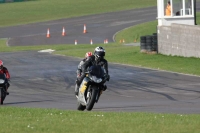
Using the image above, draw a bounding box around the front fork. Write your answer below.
[87,85,102,103]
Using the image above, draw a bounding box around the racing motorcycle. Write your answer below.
[76,65,109,111]
[0,73,8,105]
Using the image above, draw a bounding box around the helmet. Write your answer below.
[94,46,105,61]
[0,60,3,70]
[85,52,93,58]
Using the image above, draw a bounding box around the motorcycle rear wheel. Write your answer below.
[86,88,98,111]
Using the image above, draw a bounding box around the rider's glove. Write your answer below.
[76,77,81,84]
[77,74,85,85]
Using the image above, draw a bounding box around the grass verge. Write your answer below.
[1,107,200,133]
[0,0,156,27]
[115,12,200,43]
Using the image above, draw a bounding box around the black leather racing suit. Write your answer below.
[76,58,87,78]
[75,58,87,95]
[80,55,109,82]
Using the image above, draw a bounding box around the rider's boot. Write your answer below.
[99,84,107,97]
[6,88,9,95]
[102,84,107,91]
[101,84,107,91]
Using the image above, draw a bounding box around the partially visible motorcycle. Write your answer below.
[76,65,108,111]
[0,73,8,105]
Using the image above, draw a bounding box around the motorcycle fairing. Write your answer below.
[78,78,89,106]
[80,80,87,94]
[0,74,6,85]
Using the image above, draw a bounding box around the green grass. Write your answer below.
[1,107,200,133]
[197,12,200,24]
[0,0,156,27]
[115,21,158,43]
[115,12,200,43]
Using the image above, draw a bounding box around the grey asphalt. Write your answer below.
[1,51,200,114]
[0,6,200,114]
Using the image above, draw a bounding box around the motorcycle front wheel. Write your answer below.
[86,87,98,111]
[77,100,86,111]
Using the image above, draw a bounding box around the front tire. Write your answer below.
[86,87,98,111]
[0,97,2,105]
[77,101,86,111]
[0,89,4,105]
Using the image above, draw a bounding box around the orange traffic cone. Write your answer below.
[119,40,122,43]
[104,39,108,44]
[105,39,108,44]
[62,27,66,36]
[46,28,50,38]
[90,39,93,45]
[83,24,87,33]
[75,40,77,45]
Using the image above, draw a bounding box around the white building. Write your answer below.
[156,0,200,58]
[157,0,195,26]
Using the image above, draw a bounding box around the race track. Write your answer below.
[0,6,200,114]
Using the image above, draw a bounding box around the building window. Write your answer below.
[173,0,182,16]
[163,0,193,17]
[184,0,192,15]
[164,0,172,16]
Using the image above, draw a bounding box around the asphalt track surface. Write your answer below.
[0,7,157,46]
[1,6,200,114]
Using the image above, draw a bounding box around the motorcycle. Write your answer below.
[76,65,108,111]
[0,73,8,105]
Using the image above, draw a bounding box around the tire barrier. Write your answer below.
[140,33,157,53]
[140,36,146,51]
[152,34,157,51]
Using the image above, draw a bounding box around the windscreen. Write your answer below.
[0,73,6,80]
[89,65,104,78]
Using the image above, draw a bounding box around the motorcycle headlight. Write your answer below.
[0,79,5,84]
[92,76,102,83]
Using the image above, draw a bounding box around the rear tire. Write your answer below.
[86,87,98,111]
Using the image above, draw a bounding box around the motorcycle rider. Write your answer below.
[0,60,10,95]
[75,52,93,96]
[76,46,110,95]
